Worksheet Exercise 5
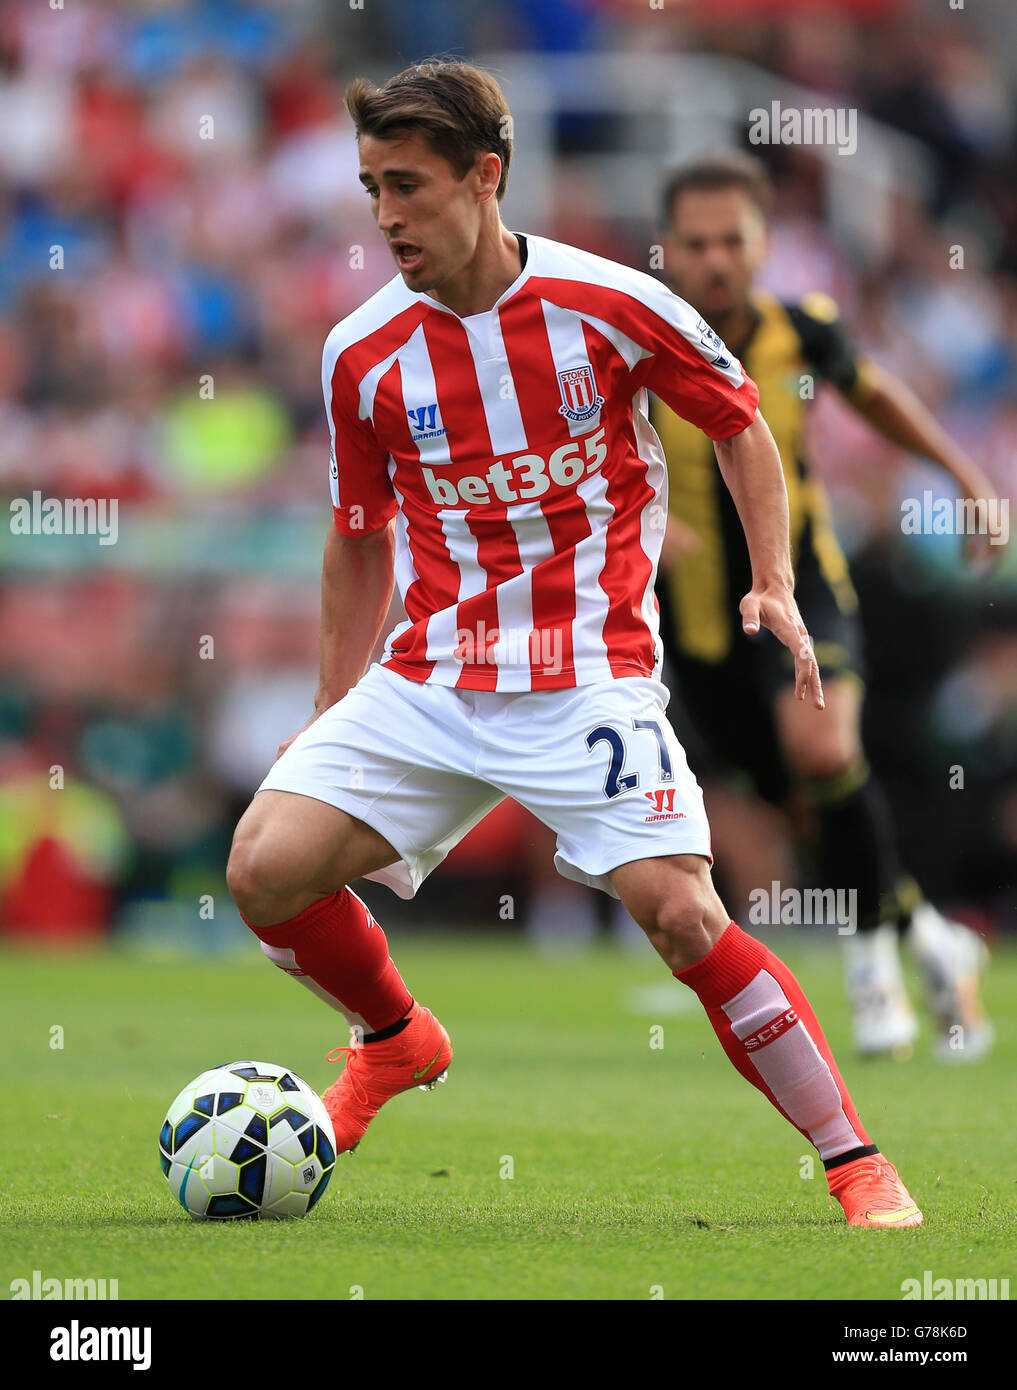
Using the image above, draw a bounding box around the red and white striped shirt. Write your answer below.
[323,233,758,691]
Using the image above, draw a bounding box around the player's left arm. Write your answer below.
[714,410,824,710]
[633,277,822,706]
[792,294,1004,567]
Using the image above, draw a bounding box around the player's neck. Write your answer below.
[427,222,522,318]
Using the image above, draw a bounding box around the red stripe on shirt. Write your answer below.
[499,294,589,689]
[372,357,453,679]
[422,313,523,690]
[596,382,657,678]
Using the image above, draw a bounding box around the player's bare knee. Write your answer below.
[226,835,302,923]
[651,889,708,939]
[642,885,725,970]
[225,839,266,918]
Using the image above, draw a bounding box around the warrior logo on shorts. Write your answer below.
[644,788,687,822]
[557,364,604,422]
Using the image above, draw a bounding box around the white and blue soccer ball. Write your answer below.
[159,1061,336,1220]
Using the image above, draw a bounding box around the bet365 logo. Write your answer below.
[422,428,607,507]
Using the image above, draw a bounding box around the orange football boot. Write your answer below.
[828,1154,923,1227]
[322,1002,451,1153]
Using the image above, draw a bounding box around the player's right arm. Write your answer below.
[714,409,824,709]
[275,324,399,760]
[316,520,395,710]
[275,523,395,760]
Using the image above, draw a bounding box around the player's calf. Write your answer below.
[226,796,451,1152]
[673,917,923,1226]
[614,855,921,1227]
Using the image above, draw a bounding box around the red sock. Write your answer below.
[675,921,874,1163]
[243,889,413,1034]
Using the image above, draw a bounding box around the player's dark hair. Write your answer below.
[345,57,512,201]
[659,152,774,228]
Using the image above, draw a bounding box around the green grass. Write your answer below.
[1,932,1014,1300]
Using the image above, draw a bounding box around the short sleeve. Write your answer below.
[323,343,397,537]
[631,285,759,440]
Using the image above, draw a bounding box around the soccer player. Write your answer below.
[653,153,997,1060]
[227,60,922,1226]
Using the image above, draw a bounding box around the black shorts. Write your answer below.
[659,542,864,806]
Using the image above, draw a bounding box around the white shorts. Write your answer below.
[258,663,712,900]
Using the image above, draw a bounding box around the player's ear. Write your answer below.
[474,151,502,204]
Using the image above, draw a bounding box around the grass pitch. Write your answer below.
[1,931,1014,1300]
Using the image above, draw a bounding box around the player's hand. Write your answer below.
[275,710,322,762]
[658,515,701,573]
[740,583,825,710]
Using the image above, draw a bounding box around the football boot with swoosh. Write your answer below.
[322,1002,451,1153]
[827,1154,923,1227]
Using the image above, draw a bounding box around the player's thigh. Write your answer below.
[493,676,713,897]
[773,673,863,780]
[250,663,502,900]
[228,789,398,903]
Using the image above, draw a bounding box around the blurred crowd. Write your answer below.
[1,0,1014,946]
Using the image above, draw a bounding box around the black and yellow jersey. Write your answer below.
[653,288,877,663]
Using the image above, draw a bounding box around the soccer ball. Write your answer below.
[158,1060,336,1220]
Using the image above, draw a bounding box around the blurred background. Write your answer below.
[1,0,1014,954]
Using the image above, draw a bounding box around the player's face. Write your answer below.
[358,131,491,294]
[663,188,769,320]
